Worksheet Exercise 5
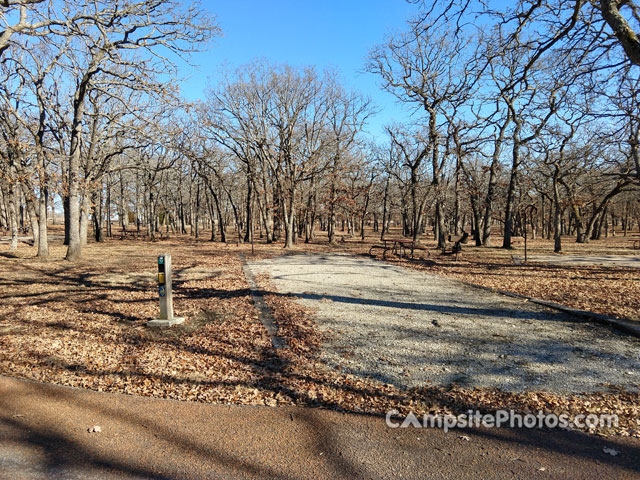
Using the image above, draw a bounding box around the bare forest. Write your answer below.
[0,1,639,259]
[3,4,640,470]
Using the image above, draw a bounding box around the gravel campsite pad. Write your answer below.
[249,253,640,393]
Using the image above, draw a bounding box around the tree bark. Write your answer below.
[7,182,18,251]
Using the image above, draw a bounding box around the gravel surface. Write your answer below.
[250,253,640,393]
[513,254,640,268]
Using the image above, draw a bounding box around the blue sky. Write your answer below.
[177,0,420,140]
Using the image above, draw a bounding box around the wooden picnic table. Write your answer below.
[369,238,429,259]
[120,230,148,240]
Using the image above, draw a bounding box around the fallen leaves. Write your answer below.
[0,240,274,407]
[0,237,638,440]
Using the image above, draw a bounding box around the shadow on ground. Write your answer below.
[1,376,640,479]
[2,251,640,478]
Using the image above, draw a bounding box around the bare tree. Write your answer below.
[369,6,480,247]
[324,79,374,243]
[54,0,218,260]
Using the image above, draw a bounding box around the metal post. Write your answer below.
[147,253,185,327]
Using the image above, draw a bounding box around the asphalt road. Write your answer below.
[1,376,639,479]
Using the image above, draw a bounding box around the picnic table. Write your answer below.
[120,230,148,240]
[369,238,429,259]
[630,234,640,250]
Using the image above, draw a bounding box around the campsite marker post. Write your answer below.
[147,254,185,327]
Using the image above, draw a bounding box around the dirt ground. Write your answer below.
[2,225,639,322]
[1,226,639,437]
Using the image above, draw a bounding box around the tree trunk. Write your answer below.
[502,133,522,249]
[381,177,389,240]
[244,178,253,243]
[360,193,370,242]
[553,172,562,253]
[119,172,128,231]
[37,185,49,258]
[92,188,104,242]
[63,195,70,245]
[453,155,461,235]
[283,195,295,248]
[7,182,18,251]
[22,186,39,249]
[80,193,91,247]
[435,200,446,248]
[65,102,86,260]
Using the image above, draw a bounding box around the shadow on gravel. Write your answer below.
[269,290,570,322]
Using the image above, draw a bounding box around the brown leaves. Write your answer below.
[0,240,272,404]
[1,235,638,438]
[256,273,322,360]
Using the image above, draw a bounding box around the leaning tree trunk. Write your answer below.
[471,199,483,247]
[410,168,422,242]
[591,205,609,241]
[584,181,629,242]
[206,183,226,243]
[206,194,216,241]
[360,192,371,242]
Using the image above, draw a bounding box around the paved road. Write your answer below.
[1,376,639,479]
